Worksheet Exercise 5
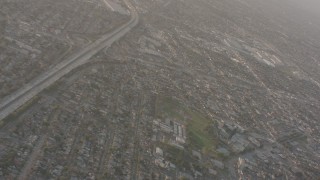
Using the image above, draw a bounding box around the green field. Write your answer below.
[156,96,218,155]
[187,110,217,154]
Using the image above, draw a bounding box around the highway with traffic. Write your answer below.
[0,0,139,122]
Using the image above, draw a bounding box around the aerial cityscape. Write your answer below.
[0,0,320,179]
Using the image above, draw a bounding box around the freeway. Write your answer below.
[0,0,139,122]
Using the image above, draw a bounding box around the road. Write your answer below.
[17,135,47,180]
[17,109,61,180]
[0,0,139,122]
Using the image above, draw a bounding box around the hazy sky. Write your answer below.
[291,0,320,15]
